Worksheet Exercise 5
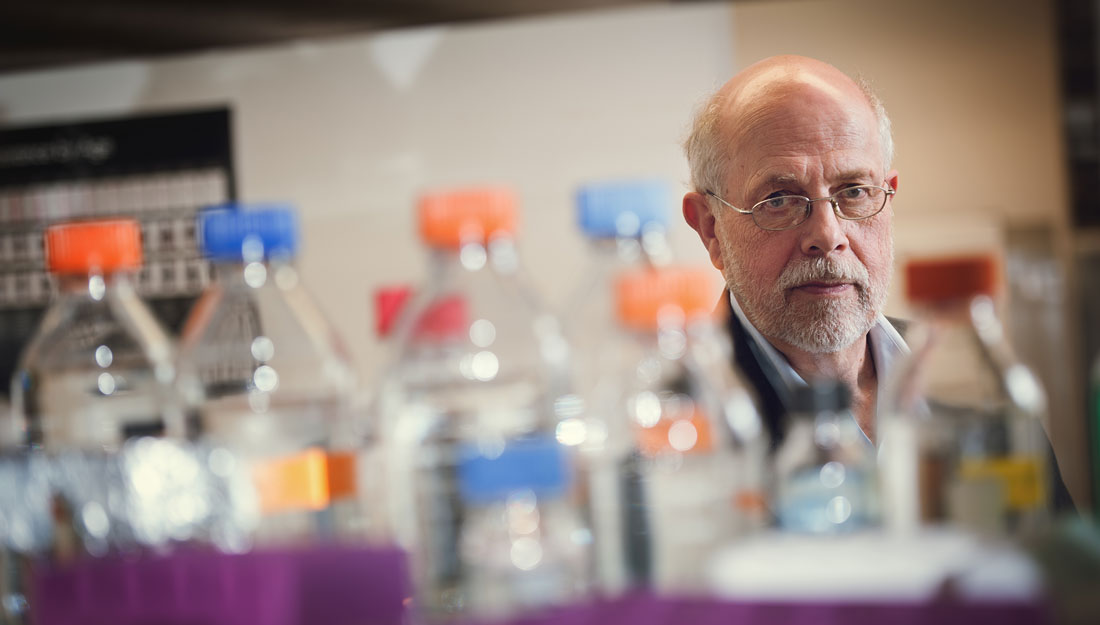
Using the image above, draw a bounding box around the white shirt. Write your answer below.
[728,292,910,445]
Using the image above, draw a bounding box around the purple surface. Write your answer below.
[32,550,297,625]
[31,546,410,625]
[542,594,1050,625]
[292,545,410,625]
[30,550,1046,625]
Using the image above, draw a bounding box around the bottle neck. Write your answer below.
[425,236,521,278]
[587,228,673,268]
[588,236,643,266]
[912,294,1010,348]
[212,257,298,289]
[913,293,993,322]
[54,271,131,299]
[623,318,691,361]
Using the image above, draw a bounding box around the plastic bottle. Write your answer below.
[3,219,204,625]
[9,219,188,450]
[879,255,1050,536]
[589,266,767,594]
[376,186,586,621]
[773,381,879,533]
[355,284,421,544]
[565,180,673,594]
[566,178,672,385]
[177,204,357,545]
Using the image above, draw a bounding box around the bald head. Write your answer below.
[684,55,892,198]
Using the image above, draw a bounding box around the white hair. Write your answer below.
[858,74,895,177]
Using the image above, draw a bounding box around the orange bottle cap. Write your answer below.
[418,187,518,249]
[615,267,716,330]
[905,255,997,303]
[45,219,143,275]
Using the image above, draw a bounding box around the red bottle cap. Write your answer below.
[905,255,997,303]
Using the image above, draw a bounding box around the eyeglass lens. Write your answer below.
[753,186,888,230]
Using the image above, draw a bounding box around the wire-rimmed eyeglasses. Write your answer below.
[705,184,895,231]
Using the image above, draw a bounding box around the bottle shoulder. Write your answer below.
[179,276,355,397]
[18,287,171,373]
[883,315,1047,421]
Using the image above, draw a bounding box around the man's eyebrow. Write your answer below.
[836,169,876,181]
[744,174,800,199]
[751,170,877,194]
[759,174,799,187]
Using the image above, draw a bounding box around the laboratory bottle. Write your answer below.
[773,381,879,533]
[566,178,672,388]
[377,186,587,621]
[10,219,188,451]
[177,204,357,545]
[588,266,767,594]
[3,219,202,625]
[879,255,1050,536]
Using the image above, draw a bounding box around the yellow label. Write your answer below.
[959,456,1045,510]
[253,448,357,515]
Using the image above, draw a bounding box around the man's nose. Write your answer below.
[799,198,848,256]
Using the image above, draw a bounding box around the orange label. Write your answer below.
[734,489,768,513]
[253,448,357,515]
[325,451,358,501]
[634,408,714,457]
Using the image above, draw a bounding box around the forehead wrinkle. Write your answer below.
[734,114,880,179]
[714,64,883,202]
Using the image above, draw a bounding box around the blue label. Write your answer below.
[457,436,571,504]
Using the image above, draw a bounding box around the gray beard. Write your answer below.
[722,253,887,354]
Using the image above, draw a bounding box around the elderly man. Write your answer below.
[683,55,1075,513]
[682,54,900,445]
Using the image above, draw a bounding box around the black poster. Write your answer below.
[0,107,235,398]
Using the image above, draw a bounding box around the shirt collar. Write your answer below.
[728,291,910,442]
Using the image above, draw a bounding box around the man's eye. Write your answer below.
[762,195,797,210]
[839,186,868,199]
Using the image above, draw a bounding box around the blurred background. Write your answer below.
[0,0,1094,510]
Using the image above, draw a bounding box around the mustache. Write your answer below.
[776,256,870,291]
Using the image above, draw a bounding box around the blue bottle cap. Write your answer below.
[458,436,571,504]
[199,204,299,261]
[576,179,671,238]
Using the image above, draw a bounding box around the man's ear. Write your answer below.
[683,191,725,271]
[886,169,899,194]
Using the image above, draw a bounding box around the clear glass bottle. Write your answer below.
[879,255,1050,537]
[564,179,673,594]
[357,283,424,544]
[590,266,767,594]
[774,381,879,533]
[177,204,357,545]
[375,187,586,621]
[4,219,194,625]
[10,219,187,451]
[566,178,672,389]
